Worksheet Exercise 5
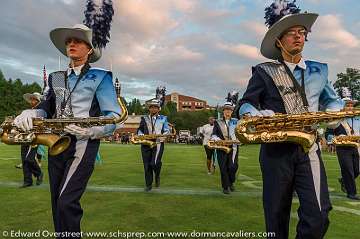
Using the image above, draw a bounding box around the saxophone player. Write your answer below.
[211,92,239,194]
[238,1,343,238]
[334,97,360,200]
[137,87,170,192]
[13,11,120,237]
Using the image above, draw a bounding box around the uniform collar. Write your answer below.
[284,58,306,73]
[67,64,84,76]
[149,114,159,119]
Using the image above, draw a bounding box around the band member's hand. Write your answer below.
[14,109,39,131]
[259,110,275,116]
[64,124,93,140]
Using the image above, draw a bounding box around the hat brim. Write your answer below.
[50,28,101,63]
[223,105,235,110]
[147,103,161,108]
[260,13,318,60]
[23,93,41,103]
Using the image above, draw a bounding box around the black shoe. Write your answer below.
[19,183,32,188]
[223,188,230,194]
[338,178,346,193]
[155,177,160,188]
[347,194,360,200]
[229,185,235,192]
[36,172,43,186]
[145,186,152,192]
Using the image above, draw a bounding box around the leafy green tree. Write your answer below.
[0,71,42,121]
[127,98,145,115]
[170,109,216,134]
[334,68,360,101]
[160,101,177,117]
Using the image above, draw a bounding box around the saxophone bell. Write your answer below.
[34,134,72,156]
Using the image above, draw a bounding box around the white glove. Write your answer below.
[259,110,275,116]
[14,109,44,131]
[210,135,221,141]
[64,124,94,140]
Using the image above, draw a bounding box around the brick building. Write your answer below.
[163,92,210,112]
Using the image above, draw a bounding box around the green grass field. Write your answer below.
[0,143,359,238]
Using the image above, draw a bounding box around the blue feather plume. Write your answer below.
[156,86,167,107]
[226,91,239,106]
[264,0,301,27]
[83,0,114,49]
[83,0,97,28]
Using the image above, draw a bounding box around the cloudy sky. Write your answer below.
[0,0,359,105]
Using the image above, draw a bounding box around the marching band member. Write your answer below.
[199,117,216,174]
[211,92,239,194]
[334,92,360,200]
[13,3,119,236]
[238,1,343,238]
[19,92,44,188]
[137,87,170,192]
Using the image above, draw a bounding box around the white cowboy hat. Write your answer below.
[50,24,101,63]
[23,92,42,104]
[147,98,161,108]
[223,102,235,110]
[261,13,318,60]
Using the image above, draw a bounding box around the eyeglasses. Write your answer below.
[283,29,307,37]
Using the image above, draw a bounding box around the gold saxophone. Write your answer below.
[0,96,128,156]
[207,140,241,153]
[131,123,176,148]
[235,110,360,152]
[333,135,360,148]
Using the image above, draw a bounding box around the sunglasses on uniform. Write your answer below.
[283,29,308,37]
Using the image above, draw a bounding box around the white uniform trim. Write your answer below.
[232,145,237,163]
[59,140,88,196]
[308,143,322,211]
[155,143,161,164]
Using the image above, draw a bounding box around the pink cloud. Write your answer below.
[241,21,267,38]
[217,43,264,60]
[312,14,359,49]
[114,0,180,41]
[213,64,252,88]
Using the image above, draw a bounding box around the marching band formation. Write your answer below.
[0,0,359,238]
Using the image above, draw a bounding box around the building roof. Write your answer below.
[165,93,206,103]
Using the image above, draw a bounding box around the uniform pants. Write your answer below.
[260,143,331,239]
[48,136,99,238]
[141,143,164,187]
[336,146,360,196]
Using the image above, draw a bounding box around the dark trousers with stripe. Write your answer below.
[48,136,99,238]
[260,143,331,239]
[141,143,164,187]
[217,149,238,189]
[336,146,360,196]
[21,145,42,184]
